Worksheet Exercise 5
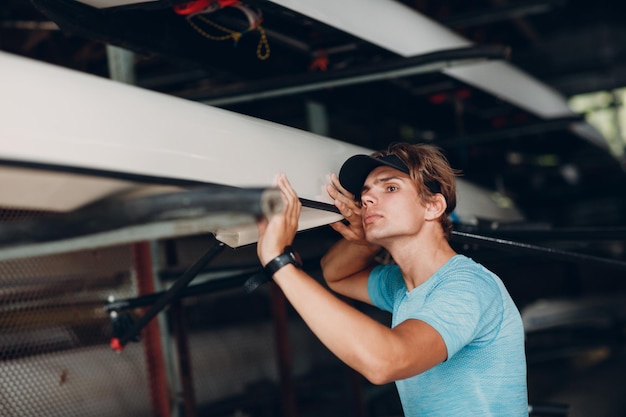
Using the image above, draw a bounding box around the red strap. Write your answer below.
[216,0,239,6]
[110,337,123,351]
[173,0,212,15]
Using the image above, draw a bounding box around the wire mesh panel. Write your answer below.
[0,232,153,417]
[0,208,366,417]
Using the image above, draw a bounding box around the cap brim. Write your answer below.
[338,154,409,197]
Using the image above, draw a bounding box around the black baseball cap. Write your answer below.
[338,153,441,197]
[339,154,410,197]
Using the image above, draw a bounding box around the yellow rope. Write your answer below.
[187,11,270,60]
[188,14,239,41]
[256,24,270,60]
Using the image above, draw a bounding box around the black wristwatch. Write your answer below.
[244,246,302,293]
[264,246,302,278]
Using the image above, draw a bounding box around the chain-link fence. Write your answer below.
[0,232,153,417]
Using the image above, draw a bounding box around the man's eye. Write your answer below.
[386,185,398,192]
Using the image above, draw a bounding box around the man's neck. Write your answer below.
[386,230,457,291]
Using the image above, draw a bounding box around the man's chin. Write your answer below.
[364,230,385,246]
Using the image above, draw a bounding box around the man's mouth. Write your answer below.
[363,213,382,225]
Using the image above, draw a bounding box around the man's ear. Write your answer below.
[425,194,447,221]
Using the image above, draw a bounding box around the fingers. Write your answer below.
[276,173,302,220]
[329,218,367,242]
[255,216,268,258]
[274,174,302,226]
[257,173,301,264]
[326,173,361,220]
[256,216,268,232]
[327,173,352,198]
[329,220,357,239]
[326,176,352,206]
[336,199,356,218]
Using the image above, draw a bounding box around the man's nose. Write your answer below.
[361,191,376,207]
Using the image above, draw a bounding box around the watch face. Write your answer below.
[284,246,302,268]
[288,248,302,268]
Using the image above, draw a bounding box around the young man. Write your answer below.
[255,143,528,416]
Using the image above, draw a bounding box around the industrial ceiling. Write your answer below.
[1,0,625,232]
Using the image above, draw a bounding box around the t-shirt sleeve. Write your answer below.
[367,264,404,313]
[410,270,503,360]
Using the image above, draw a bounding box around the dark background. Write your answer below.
[1,1,626,416]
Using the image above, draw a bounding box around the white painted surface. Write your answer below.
[444,61,574,118]
[46,0,574,118]
[0,166,136,211]
[0,52,369,206]
[0,51,523,250]
[268,0,469,56]
[268,0,575,119]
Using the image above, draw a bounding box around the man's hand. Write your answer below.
[321,173,381,301]
[256,173,302,266]
[326,173,369,243]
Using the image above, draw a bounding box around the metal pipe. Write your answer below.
[451,231,626,270]
[455,225,626,242]
[171,300,198,417]
[442,0,562,29]
[111,241,225,350]
[105,274,251,313]
[436,116,584,148]
[196,45,510,106]
[0,186,283,246]
[133,242,171,417]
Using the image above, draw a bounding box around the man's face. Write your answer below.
[360,166,425,244]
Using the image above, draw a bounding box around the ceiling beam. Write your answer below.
[190,45,509,106]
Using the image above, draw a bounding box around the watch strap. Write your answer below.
[244,246,301,293]
[263,247,301,277]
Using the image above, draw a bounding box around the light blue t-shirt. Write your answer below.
[368,254,528,416]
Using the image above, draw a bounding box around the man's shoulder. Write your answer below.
[436,255,502,293]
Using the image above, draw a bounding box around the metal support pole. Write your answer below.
[133,241,171,417]
[111,241,225,349]
[270,284,298,417]
[170,300,197,417]
[106,44,136,84]
[306,101,329,137]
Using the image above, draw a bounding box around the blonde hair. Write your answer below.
[372,143,460,238]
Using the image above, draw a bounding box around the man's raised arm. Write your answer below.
[321,174,381,304]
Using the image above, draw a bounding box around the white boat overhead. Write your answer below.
[0,51,523,257]
[27,0,608,151]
